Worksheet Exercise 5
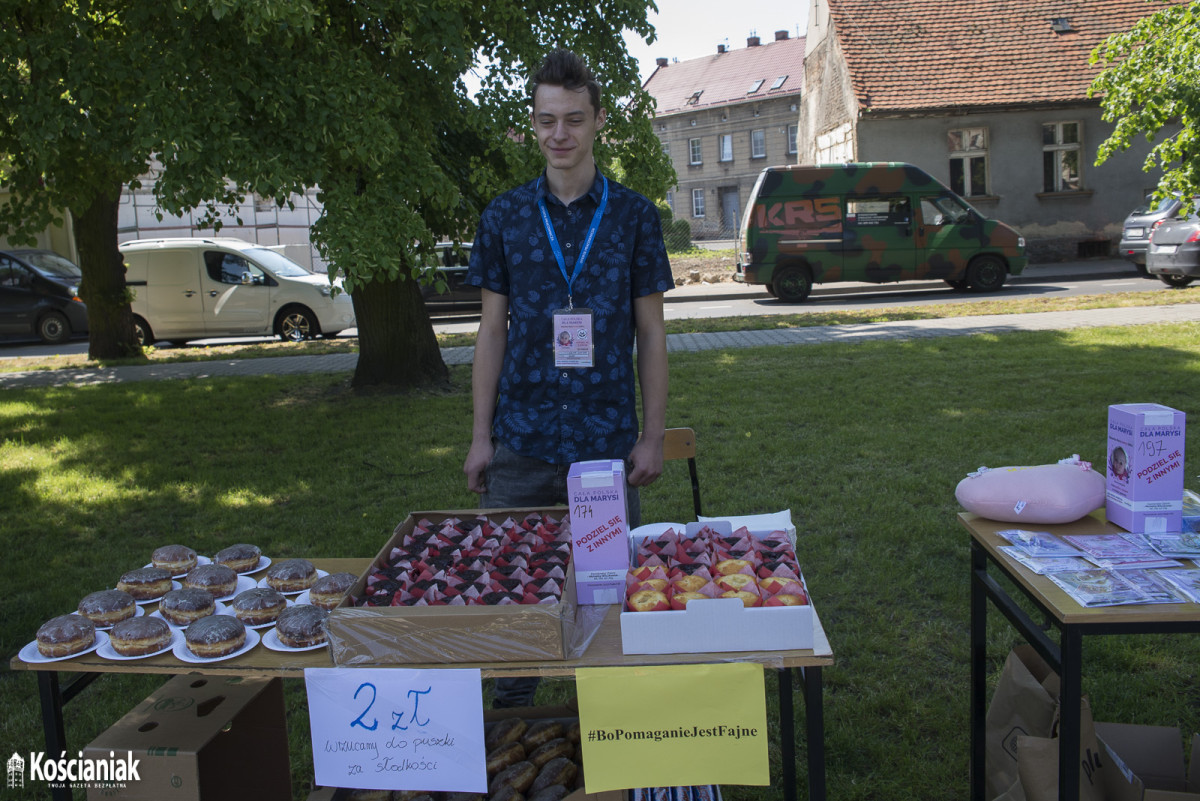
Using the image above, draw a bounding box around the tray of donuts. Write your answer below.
[327,509,578,666]
[618,521,814,655]
[18,543,358,665]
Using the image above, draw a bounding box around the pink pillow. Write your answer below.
[955,459,1105,524]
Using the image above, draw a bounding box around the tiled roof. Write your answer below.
[643,34,806,115]
[825,0,1186,113]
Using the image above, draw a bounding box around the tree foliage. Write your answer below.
[1090,0,1200,213]
[0,0,674,382]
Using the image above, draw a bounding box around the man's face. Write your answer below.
[531,84,605,174]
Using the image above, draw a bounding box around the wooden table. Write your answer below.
[964,512,1200,801]
[13,558,834,801]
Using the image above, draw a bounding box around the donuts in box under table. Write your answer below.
[327,508,579,665]
[619,521,814,655]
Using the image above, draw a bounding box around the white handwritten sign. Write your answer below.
[305,668,486,792]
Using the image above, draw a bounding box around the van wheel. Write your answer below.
[763,283,776,298]
[966,255,1007,292]
[277,306,319,341]
[37,311,70,344]
[1159,273,1194,288]
[773,265,812,302]
[133,316,154,347]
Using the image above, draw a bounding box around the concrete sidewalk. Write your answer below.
[3,301,1197,390]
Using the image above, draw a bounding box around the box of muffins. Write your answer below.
[326,508,578,665]
[619,521,814,655]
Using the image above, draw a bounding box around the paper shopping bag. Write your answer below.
[986,646,1060,800]
[1016,695,1107,801]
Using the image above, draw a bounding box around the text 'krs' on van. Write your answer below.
[736,162,1027,302]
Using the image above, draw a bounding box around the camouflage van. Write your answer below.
[735,162,1027,302]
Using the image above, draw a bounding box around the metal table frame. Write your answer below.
[966,512,1200,801]
[15,558,832,801]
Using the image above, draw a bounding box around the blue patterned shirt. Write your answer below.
[467,170,673,465]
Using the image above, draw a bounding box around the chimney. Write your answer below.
[747,35,761,47]
[775,30,789,41]
[656,57,669,67]
[717,44,726,54]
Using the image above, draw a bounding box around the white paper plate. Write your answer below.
[97,629,180,661]
[131,580,183,605]
[257,568,329,596]
[142,554,212,578]
[73,603,144,631]
[262,627,327,652]
[172,627,261,663]
[19,630,109,664]
[150,600,229,630]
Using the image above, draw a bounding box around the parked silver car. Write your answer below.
[1146,210,1200,288]
[1119,194,1184,271]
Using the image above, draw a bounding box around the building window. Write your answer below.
[771,75,788,90]
[787,124,798,155]
[718,134,733,162]
[1043,122,1082,192]
[747,79,765,94]
[692,188,706,218]
[689,137,702,165]
[947,128,989,196]
[751,129,766,159]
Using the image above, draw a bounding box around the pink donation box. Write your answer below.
[1106,403,1187,533]
[567,459,630,605]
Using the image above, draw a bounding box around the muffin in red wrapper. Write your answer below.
[626,588,670,612]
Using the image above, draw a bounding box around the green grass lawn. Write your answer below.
[2,318,1200,800]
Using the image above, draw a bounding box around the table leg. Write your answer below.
[970,541,988,801]
[38,671,71,801]
[1058,628,1084,801]
[802,666,825,801]
[779,667,796,801]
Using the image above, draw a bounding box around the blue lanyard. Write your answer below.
[537,174,609,309]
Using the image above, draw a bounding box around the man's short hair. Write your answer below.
[529,49,602,115]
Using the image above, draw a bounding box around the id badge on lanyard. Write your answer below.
[538,174,608,370]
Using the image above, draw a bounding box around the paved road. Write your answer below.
[3,300,1197,390]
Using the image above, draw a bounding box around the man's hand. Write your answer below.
[463,437,495,495]
[627,432,664,487]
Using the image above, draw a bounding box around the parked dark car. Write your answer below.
[0,249,88,343]
[420,243,480,313]
[1146,210,1200,287]
[1119,194,1184,271]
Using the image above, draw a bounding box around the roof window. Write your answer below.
[770,75,789,90]
[747,79,765,94]
[1050,18,1074,32]
[686,90,703,105]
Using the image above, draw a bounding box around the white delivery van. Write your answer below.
[120,238,355,345]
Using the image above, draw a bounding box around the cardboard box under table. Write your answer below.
[326,508,579,665]
[83,674,290,801]
[620,521,814,655]
[1098,722,1200,801]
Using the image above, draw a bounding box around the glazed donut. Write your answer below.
[231,588,287,626]
[489,788,524,801]
[265,558,317,593]
[530,758,577,795]
[528,786,570,801]
[183,564,239,598]
[36,614,96,658]
[77,589,136,627]
[184,614,246,658]
[486,741,526,776]
[565,719,581,744]
[109,615,173,657]
[490,761,537,795]
[213,543,261,573]
[527,738,573,770]
[308,571,358,610]
[485,717,528,752]
[158,588,216,626]
[343,791,392,801]
[117,567,173,601]
[714,572,756,593]
[520,720,565,751]
[151,544,197,574]
[274,604,328,648]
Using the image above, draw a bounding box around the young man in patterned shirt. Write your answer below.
[463,49,672,705]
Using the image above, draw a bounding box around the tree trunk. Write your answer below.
[350,274,449,391]
[72,187,142,360]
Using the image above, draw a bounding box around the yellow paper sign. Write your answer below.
[576,662,768,791]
